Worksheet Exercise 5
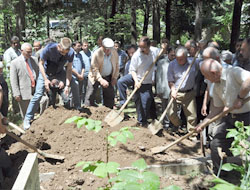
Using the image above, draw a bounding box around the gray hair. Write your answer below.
[21,43,32,51]
[203,47,220,59]
[60,37,72,50]
[176,47,188,57]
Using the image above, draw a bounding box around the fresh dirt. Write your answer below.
[2,106,212,190]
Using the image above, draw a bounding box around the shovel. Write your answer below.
[6,129,65,161]
[104,48,164,127]
[151,96,250,154]
[148,50,200,135]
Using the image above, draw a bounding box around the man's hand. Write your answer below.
[233,98,243,109]
[78,74,84,81]
[0,124,6,134]
[201,104,208,116]
[111,78,117,86]
[15,96,21,102]
[100,79,109,88]
[58,81,64,89]
[195,123,203,133]
[45,79,51,92]
[171,88,177,99]
[134,81,141,89]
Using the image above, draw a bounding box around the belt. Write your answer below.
[229,111,250,119]
[179,88,193,93]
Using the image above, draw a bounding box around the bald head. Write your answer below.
[202,47,220,61]
[200,58,222,83]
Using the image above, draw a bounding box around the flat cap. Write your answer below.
[102,38,114,48]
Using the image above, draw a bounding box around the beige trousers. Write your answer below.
[167,90,197,132]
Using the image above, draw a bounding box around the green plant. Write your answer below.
[211,121,250,190]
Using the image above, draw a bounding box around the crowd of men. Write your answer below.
[0,35,249,180]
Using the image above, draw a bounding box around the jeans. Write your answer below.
[134,84,154,125]
[117,74,134,105]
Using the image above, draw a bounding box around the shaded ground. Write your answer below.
[3,105,213,189]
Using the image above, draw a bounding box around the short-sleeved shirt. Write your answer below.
[167,57,199,91]
[72,51,85,79]
[80,50,92,77]
[213,66,250,114]
[129,46,160,84]
[40,43,74,78]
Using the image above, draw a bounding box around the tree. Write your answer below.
[131,0,137,44]
[142,0,150,36]
[152,0,160,43]
[165,0,171,40]
[194,0,202,41]
[230,0,244,52]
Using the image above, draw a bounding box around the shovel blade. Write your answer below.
[151,145,168,154]
[104,110,124,127]
[37,149,65,160]
[148,120,163,135]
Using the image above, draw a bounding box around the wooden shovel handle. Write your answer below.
[158,49,200,123]
[118,48,164,114]
[161,96,250,152]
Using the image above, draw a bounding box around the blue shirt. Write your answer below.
[124,60,131,75]
[40,43,74,78]
[72,51,85,79]
[80,50,92,77]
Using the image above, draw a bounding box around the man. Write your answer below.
[234,38,250,71]
[23,37,74,130]
[32,41,42,58]
[3,36,21,69]
[167,47,198,134]
[84,38,119,109]
[196,58,250,175]
[70,41,85,109]
[117,44,137,108]
[156,46,175,129]
[185,40,198,57]
[114,41,128,76]
[80,40,92,102]
[129,36,160,126]
[10,43,39,119]
[0,61,8,125]
[92,36,103,52]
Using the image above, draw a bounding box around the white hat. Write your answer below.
[102,38,114,48]
[0,62,3,68]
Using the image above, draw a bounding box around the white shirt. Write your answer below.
[21,55,36,80]
[3,47,21,68]
[213,66,250,114]
[129,46,160,84]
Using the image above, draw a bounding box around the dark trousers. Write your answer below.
[84,75,114,109]
[117,74,134,105]
[48,87,69,108]
[134,84,154,125]
[210,111,250,174]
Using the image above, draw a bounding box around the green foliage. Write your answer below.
[108,127,138,146]
[65,116,102,132]
[164,185,182,190]
[211,121,250,190]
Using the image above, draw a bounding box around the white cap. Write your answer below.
[102,38,114,48]
[221,50,233,61]
[0,62,3,68]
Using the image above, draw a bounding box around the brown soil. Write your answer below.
[3,106,212,190]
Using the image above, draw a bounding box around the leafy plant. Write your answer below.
[65,116,102,132]
[211,121,250,190]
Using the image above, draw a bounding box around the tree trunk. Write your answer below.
[152,0,160,43]
[142,0,150,36]
[131,0,137,44]
[47,13,50,38]
[15,0,26,40]
[194,0,202,41]
[230,0,243,53]
[165,0,171,40]
[110,0,117,36]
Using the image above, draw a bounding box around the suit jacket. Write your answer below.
[88,47,119,84]
[10,55,39,100]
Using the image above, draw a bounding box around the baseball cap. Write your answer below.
[102,38,114,48]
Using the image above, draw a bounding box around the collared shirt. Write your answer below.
[40,43,74,78]
[167,57,199,91]
[80,50,92,77]
[3,47,21,68]
[156,54,171,99]
[101,53,112,77]
[129,46,160,84]
[72,51,85,79]
[21,54,37,80]
[117,49,128,70]
[213,66,250,114]
[124,60,131,76]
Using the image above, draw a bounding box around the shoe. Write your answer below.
[23,119,31,130]
[136,122,148,128]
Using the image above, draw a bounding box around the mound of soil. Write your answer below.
[4,106,208,189]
